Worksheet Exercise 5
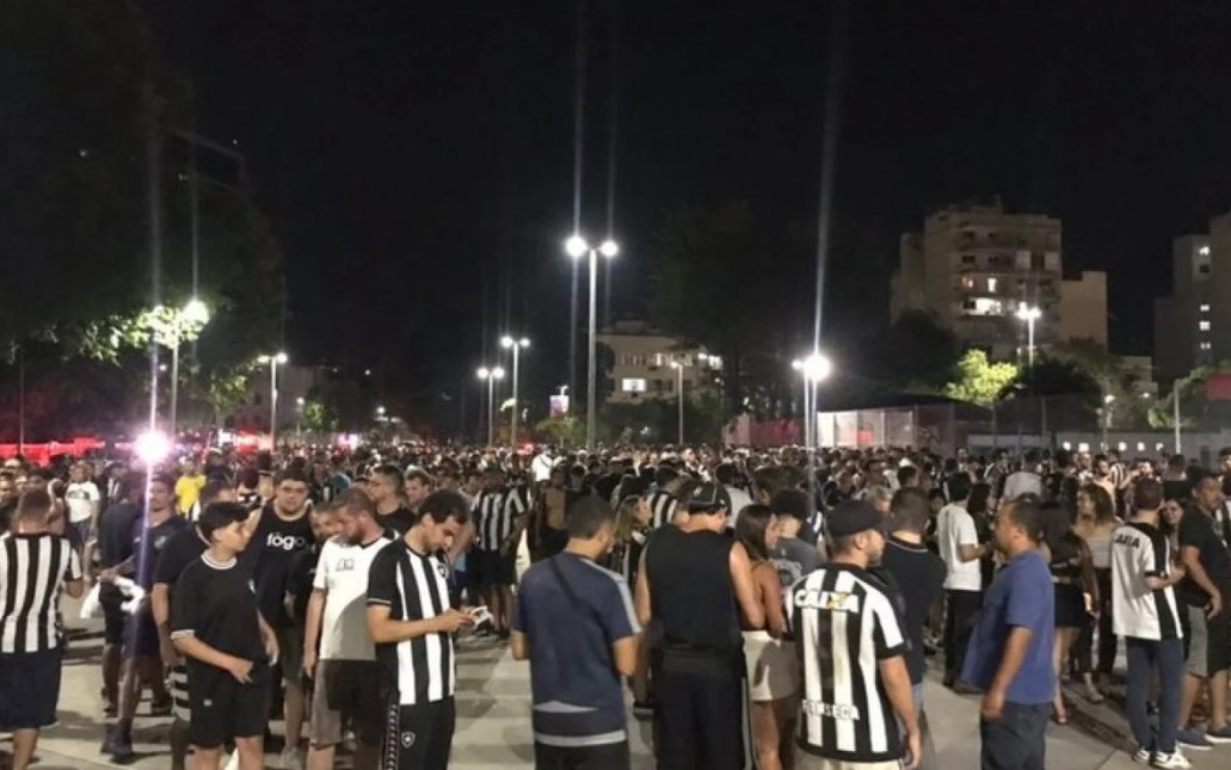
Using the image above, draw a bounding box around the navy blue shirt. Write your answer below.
[512,552,640,745]
[961,549,1055,705]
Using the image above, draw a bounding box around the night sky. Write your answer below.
[146,1,1231,404]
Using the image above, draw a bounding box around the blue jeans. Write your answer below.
[980,701,1049,770]
[1126,637,1183,754]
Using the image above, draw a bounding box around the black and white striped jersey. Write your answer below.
[786,562,908,764]
[0,533,82,653]
[367,541,455,705]
[1111,521,1182,641]
[648,491,678,530]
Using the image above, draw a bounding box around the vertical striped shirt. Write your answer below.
[648,491,678,530]
[367,541,455,705]
[786,563,908,763]
[1111,521,1182,641]
[0,533,82,653]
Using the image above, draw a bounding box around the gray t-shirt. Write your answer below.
[772,537,822,588]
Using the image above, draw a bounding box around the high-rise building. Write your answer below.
[890,199,1108,359]
[1154,232,1216,379]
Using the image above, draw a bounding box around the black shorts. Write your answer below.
[382,697,455,770]
[535,741,630,770]
[310,659,384,747]
[125,611,161,657]
[476,549,515,587]
[99,583,126,646]
[188,661,271,749]
[0,648,63,730]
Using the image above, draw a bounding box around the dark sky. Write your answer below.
[148,0,1231,406]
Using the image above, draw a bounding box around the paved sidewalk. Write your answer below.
[9,605,1230,769]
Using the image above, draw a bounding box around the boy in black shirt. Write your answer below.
[171,502,279,770]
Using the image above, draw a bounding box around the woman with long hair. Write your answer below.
[1073,483,1119,699]
[735,505,796,770]
[605,484,655,713]
[1042,501,1098,724]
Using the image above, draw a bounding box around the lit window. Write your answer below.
[1200,245,1211,256]
[1200,304,1211,313]
[965,297,1005,316]
[987,277,998,293]
[1200,320,1211,331]
[621,378,647,393]
[1200,342,1212,351]
[961,276,975,289]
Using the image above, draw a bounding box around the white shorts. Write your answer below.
[743,630,798,702]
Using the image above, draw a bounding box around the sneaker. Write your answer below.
[1151,750,1192,769]
[279,746,305,770]
[1175,729,1214,751]
[1132,747,1151,763]
[1203,725,1231,744]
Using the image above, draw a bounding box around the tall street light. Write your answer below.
[170,298,211,436]
[1015,304,1042,368]
[257,351,288,448]
[476,366,505,446]
[565,234,618,450]
[792,351,833,525]
[669,360,686,445]
[501,336,530,447]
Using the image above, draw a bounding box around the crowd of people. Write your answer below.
[2,442,1231,770]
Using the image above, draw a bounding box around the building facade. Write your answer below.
[596,320,720,405]
[1154,232,1216,379]
[890,199,1108,360]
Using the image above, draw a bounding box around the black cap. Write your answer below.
[826,500,886,538]
[687,482,731,513]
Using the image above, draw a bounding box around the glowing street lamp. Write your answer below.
[257,352,289,448]
[1015,304,1042,368]
[792,352,834,451]
[134,429,172,467]
[565,235,618,449]
[169,298,211,436]
[501,336,531,448]
[476,366,505,446]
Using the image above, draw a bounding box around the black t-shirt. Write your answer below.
[1177,507,1231,608]
[377,505,416,537]
[98,501,140,568]
[286,541,323,627]
[153,525,209,590]
[243,504,313,627]
[0,501,15,536]
[171,554,265,679]
[133,515,189,590]
[879,535,947,684]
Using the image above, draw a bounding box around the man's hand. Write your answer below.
[303,649,317,680]
[225,656,254,684]
[435,608,475,634]
[261,626,280,666]
[1208,590,1223,618]
[902,728,923,770]
[159,637,182,669]
[980,688,1005,722]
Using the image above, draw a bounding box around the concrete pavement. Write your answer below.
[7,604,1229,769]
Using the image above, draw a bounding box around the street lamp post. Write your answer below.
[170,298,210,436]
[1102,393,1116,449]
[258,352,288,449]
[476,366,505,446]
[295,396,305,442]
[566,235,618,450]
[1015,304,1042,369]
[501,336,530,448]
[792,351,833,521]
[670,360,685,445]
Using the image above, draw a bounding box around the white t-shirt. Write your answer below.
[314,535,393,660]
[1002,471,1043,502]
[65,481,101,524]
[937,502,980,591]
[1111,521,1182,641]
[725,485,754,522]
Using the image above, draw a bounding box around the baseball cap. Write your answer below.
[826,500,886,538]
[686,482,732,513]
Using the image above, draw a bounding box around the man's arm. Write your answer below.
[981,626,1033,720]
[151,583,180,666]
[879,655,920,768]
[302,588,326,676]
[611,636,638,678]
[366,604,469,644]
[510,630,528,660]
[729,541,765,630]
[1181,545,1222,614]
[634,548,652,627]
